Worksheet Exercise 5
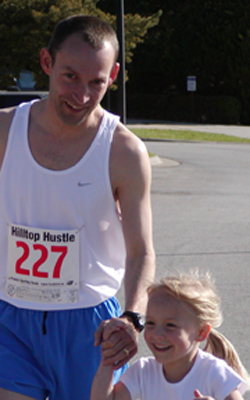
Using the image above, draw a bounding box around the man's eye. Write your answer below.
[65,73,75,79]
[92,79,105,86]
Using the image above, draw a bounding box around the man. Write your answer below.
[0,15,155,400]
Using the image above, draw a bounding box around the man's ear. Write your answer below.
[40,48,52,76]
[108,62,120,86]
[197,324,211,342]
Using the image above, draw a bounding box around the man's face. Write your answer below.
[41,33,119,126]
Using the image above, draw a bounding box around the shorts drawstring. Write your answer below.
[42,311,48,335]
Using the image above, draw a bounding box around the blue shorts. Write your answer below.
[0,298,126,400]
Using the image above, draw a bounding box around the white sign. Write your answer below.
[187,76,197,92]
[6,223,80,304]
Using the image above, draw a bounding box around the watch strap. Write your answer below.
[121,311,145,332]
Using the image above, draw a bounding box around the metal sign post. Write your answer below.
[187,76,196,121]
[116,0,126,124]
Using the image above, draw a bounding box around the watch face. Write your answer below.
[132,313,145,331]
[121,311,145,332]
[138,314,145,328]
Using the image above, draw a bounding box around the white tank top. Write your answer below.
[0,101,126,310]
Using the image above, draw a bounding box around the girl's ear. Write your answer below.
[197,324,211,342]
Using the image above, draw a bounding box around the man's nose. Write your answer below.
[72,84,90,104]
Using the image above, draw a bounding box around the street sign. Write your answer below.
[187,76,197,92]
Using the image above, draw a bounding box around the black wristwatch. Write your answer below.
[121,311,145,332]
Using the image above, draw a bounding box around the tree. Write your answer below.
[0,0,161,89]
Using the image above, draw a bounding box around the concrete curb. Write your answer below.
[150,155,179,167]
[150,155,162,166]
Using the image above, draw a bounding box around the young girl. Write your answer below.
[91,270,249,400]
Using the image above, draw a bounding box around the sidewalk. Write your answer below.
[127,121,250,140]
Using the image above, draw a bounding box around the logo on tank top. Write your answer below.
[77,182,91,187]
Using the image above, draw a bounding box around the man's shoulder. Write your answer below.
[0,106,17,139]
[0,106,16,130]
[113,121,147,155]
[110,121,151,185]
[114,120,138,138]
[0,106,17,166]
[0,105,17,116]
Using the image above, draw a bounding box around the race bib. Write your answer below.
[6,223,80,304]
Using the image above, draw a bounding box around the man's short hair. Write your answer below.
[48,14,119,64]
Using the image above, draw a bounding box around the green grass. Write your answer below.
[130,128,250,143]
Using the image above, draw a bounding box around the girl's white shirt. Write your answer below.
[119,348,248,400]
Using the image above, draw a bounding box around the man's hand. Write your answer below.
[94,317,139,369]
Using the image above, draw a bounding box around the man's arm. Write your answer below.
[94,123,155,367]
[113,125,155,314]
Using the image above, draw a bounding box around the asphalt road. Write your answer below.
[117,137,250,398]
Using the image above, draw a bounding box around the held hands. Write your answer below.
[94,317,139,370]
[194,390,215,400]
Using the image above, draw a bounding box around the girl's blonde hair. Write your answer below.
[147,269,249,384]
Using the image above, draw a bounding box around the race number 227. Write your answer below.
[15,241,68,279]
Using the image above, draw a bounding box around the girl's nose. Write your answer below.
[153,326,166,339]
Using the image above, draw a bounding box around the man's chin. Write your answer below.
[58,109,92,126]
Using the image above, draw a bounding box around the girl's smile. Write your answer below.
[144,288,203,383]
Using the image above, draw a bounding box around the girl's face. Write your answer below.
[144,288,203,383]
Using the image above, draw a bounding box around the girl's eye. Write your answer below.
[145,320,155,326]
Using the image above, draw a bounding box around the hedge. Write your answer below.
[126,93,242,124]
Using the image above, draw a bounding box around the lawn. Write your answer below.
[130,128,250,143]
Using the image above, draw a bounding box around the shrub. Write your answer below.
[127,93,242,124]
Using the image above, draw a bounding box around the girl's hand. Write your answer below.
[194,389,244,400]
[194,389,214,399]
